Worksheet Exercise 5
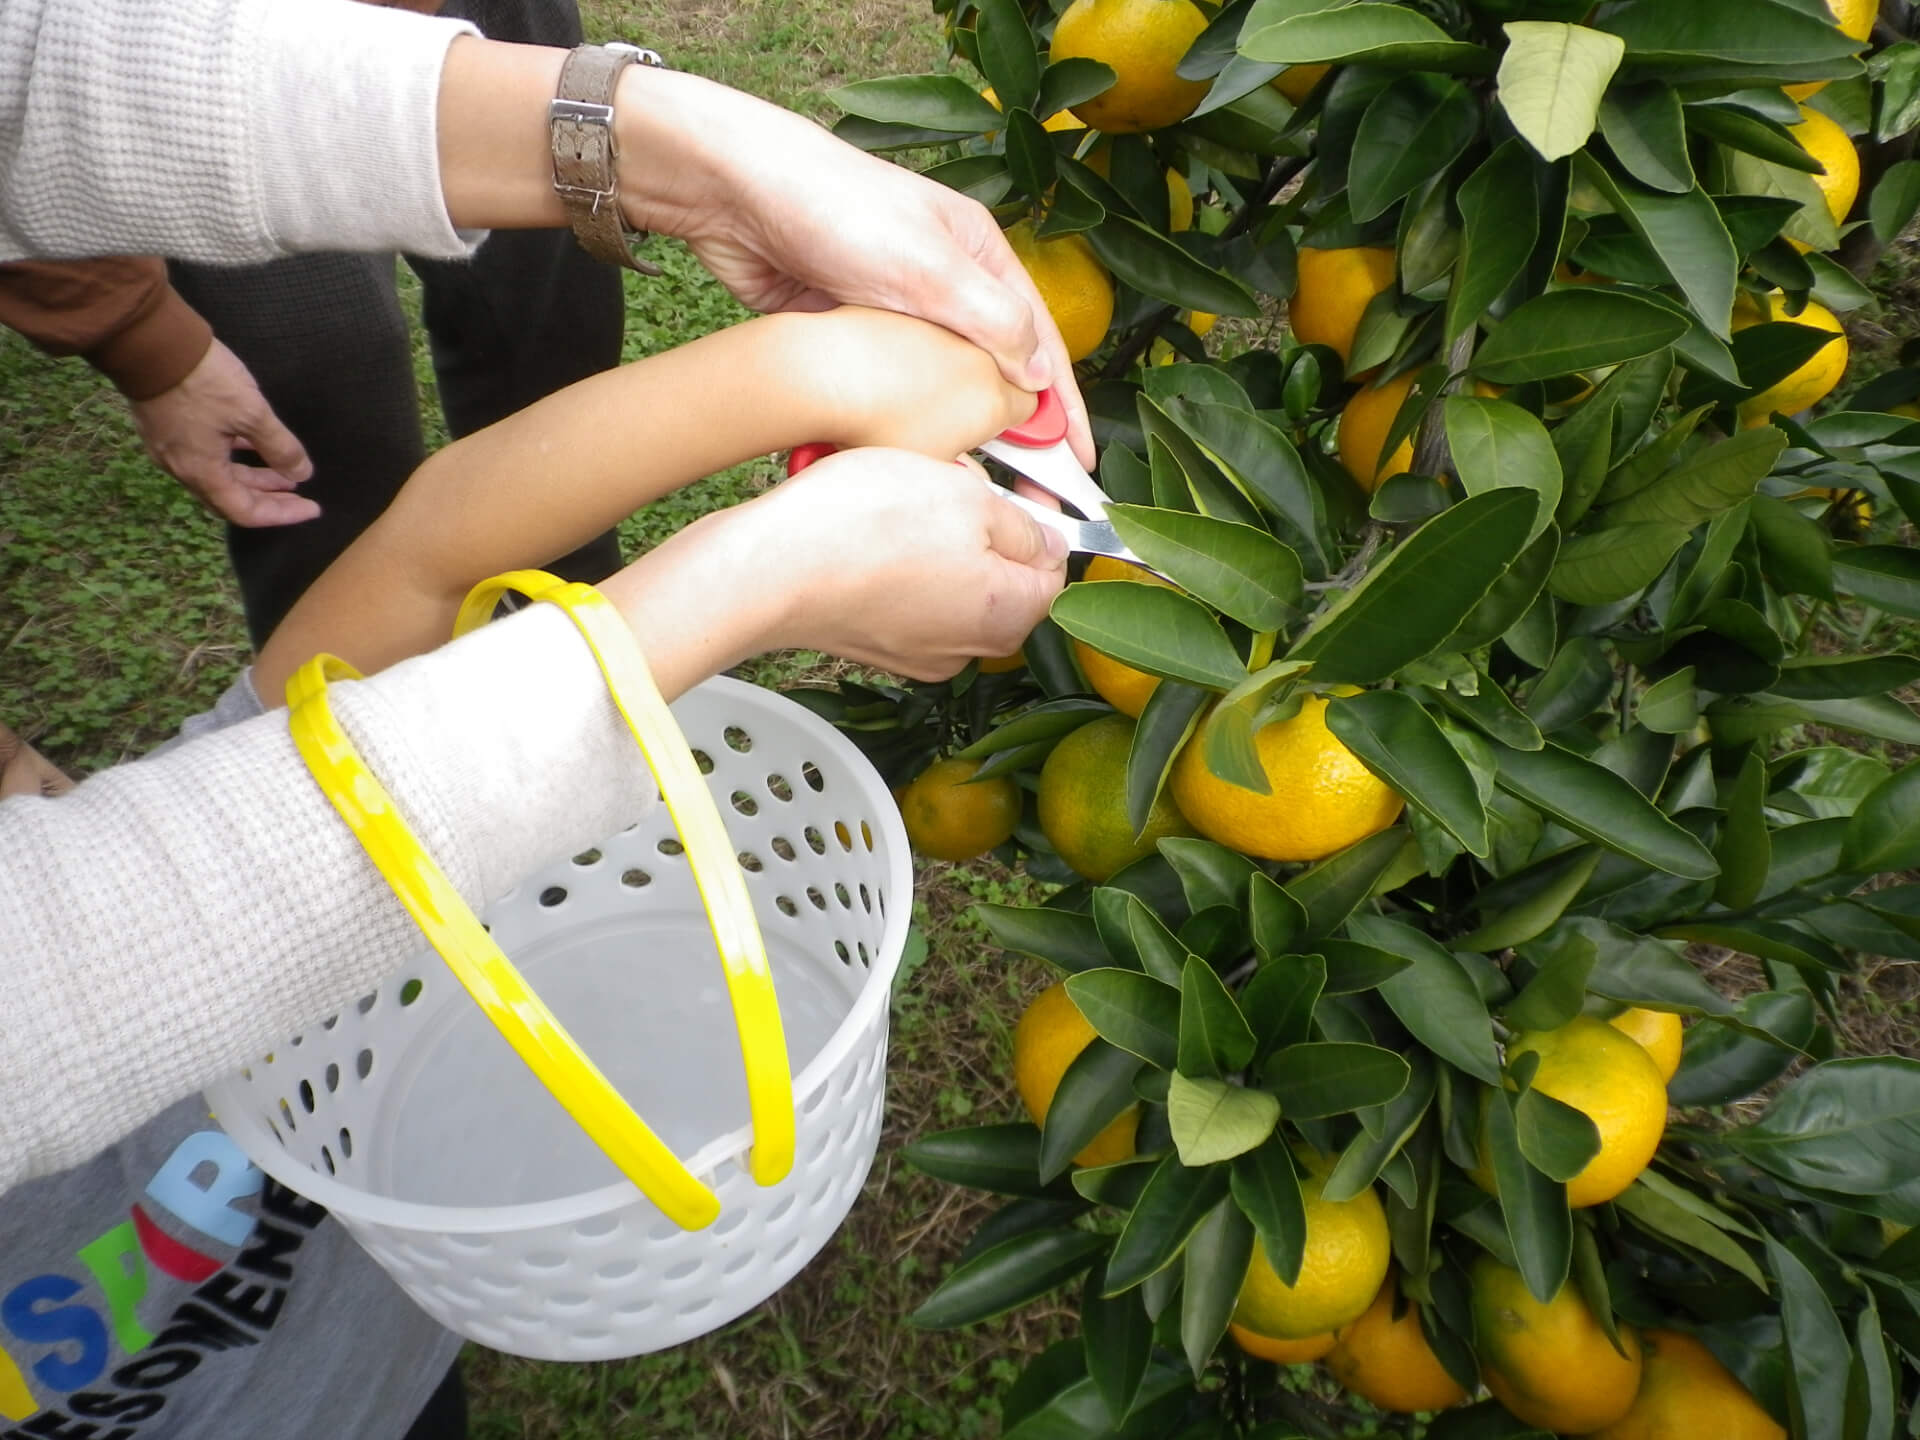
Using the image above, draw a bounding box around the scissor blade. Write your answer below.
[995,490,1165,578]
[978,437,1114,522]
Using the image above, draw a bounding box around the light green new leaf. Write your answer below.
[1168,1072,1282,1168]
[1497,22,1625,162]
[1444,397,1563,543]
[1600,427,1786,530]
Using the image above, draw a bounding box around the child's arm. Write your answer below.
[253,306,1037,700]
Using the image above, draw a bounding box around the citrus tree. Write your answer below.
[813,0,1920,1435]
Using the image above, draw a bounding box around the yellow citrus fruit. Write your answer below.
[1011,980,1138,1167]
[1589,1328,1786,1440]
[1171,690,1405,863]
[1607,1007,1684,1083]
[1271,63,1331,104]
[1337,370,1418,492]
[897,756,1022,863]
[981,85,1087,134]
[1472,1254,1644,1434]
[1186,309,1217,337]
[1037,712,1196,881]
[1072,555,1178,716]
[1787,104,1861,248]
[1049,0,1211,133]
[1005,218,1115,364]
[1325,1273,1469,1415]
[1233,1159,1391,1340]
[978,648,1027,674]
[1230,1323,1338,1364]
[1083,143,1195,232]
[1884,1219,1912,1249]
[1497,1015,1668,1208]
[1732,291,1847,429]
[1786,0,1877,99]
[1289,246,1397,367]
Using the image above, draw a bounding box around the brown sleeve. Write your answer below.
[0,258,214,401]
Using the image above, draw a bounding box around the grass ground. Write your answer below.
[3,3,1918,1437]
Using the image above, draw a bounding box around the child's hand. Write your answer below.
[788,307,1042,461]
[598,448,1068,690]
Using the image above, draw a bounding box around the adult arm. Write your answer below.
[0,260,316,524]
[0,0,1092,465]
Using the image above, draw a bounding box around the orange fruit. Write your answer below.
[1005,218,1114,364]
[1786,104,1860,250]
[1233,1155,1390,1339]
[1589,1329,1786,1440]
[896,756,1021,862]
[1785,0,1877,99]
[1325,1273,1469,1414]
[1289,246,1397,367]
[981,85,1087,134]
[1271,63,1330,105]
[1049,0,1211,133]
[1170,690,1404,863]
[1472,1255,1643,1434]
[1012,980,1138,1167]
[1337,371,1417,491]
[1230,1323,1337,1364]
[1732,291,1847,428]
[1607,1007,1684,1083]
[1037,713,1195,880]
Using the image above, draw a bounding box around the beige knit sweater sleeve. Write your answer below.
[0,0,481,263]
[0,606,658,1195]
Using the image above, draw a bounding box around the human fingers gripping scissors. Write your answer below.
[784,387,1157,573]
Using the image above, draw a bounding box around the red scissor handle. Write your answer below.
[784,385,1063,476]
[997,385,1068,448]
[786,441,840,476]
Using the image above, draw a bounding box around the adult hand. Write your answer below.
[129,341,318,528]
[0,722,73,799]
[619,71,1098,471]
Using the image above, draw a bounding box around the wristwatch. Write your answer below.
[549,42,666,275]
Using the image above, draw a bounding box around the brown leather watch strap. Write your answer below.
[550,43,664,276]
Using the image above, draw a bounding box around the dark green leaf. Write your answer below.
[1552,520,1693,604]
[829,75,1006,132]
[1316,938,1414,995]
[1502,928,1598,1032]
[1082,1256,1153,1423]
[1240,6,1494,72]
[1614,1176,1768,1290]
[1129,682,1209,839]
[1289,490,1540,684]
[1598,0,1866,70]
[1730,1058,1920,1198]
[1181,1198,1255,1377]
[1715,748,1772,910]
[1242,952,1325,1056]
[904,1123,1064,1196]
[1833,546,1920,621]
[1160,837,1259,915]
[1325,689,1488,856]
[1106,1156,1232,1294]
[1602,427,1786,531]
[1105,505,1302,629]
[1689,102,1825,172]
[1249,872,1307,963]
[1324,1049,1437,1202]
[1040,1040,1146,1182]
[922,154,1013,207]
[1766,1235,1852,1440]
[1490,740,1720,878]
[1525,635,1615,734]
[1166,400,1332,574]
[1094,887,1188,986]
[1571,1220,1628,1361]
[1350,74,1479,223]
[1457,849,1602,954]
[1037,57,1118,119]
[1449,140,1541,340]
[960,1195,1095,1266]
[1286,829,1412,940]
[1871,159,1920,244]
[1840,764,1920,874]
[1168,1071,1280,1166]
[1749,494,1836,600]
[1003,109,1058,203]
[1483,1084,1573,1302]
[1051,582,1249,691]
[974,0,1040,113]
[958,700,1109,761]
[1471,290,1689,384]
[1600,83,1694,193]
[1426,1402,1555,1440]
[911,1227,1108,1328]
[1087,217,1259,318]
[1771,655,1920,702]
[1575,158,1737,339]
[1514,1084,1601,1183]
[1066,969,1182,1070]
[1265,1042,1411,1119]
[978,903,1109,972]
[1179,956,1257,1077]
[1444,397,1563,543]
[1232,1138,1306,1286]
[1430,677,1547,751]
[1352,915,1503,1085]
[1637,666,1701,735]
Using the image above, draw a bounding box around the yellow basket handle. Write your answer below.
[284,572,794,1230]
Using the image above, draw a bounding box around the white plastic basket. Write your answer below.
[205,675,911,1361]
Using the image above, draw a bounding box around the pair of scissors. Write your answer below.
[784,387,1153,571]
